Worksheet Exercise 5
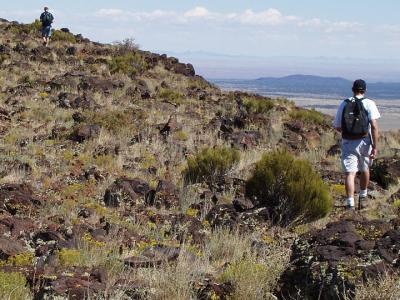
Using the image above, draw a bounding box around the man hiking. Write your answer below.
[334,79,380,210]
[40,7,54,46]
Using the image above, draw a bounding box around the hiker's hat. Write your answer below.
[352,79,366,92]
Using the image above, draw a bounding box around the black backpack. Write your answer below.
[341,97,369,139]
[41,12,54,26]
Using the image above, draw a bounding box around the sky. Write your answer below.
[3,1,400,80]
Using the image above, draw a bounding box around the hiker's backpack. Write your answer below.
[341,97,369,139]
[41,12,54,26]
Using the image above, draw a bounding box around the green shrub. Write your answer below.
[289,108,327,125]
[219,259,270,299]
[51,30,76,43]
[59,248,83,267]
[0,271,31,299]
[243,97,274,114]
[158,88,184,105]
[246,150,332,225]
[10,20,41,35]
[183,146,240,185]
[27,19,42,34]
[85,109,137,134]
[108,52,147,77]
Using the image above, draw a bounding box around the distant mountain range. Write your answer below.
[211,75,400,100]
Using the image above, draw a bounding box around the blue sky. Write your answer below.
[3,1,400,79]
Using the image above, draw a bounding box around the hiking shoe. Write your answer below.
[346,205,355,210]
[359,196,367,209]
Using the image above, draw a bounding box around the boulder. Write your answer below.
[66,46,77,55]
[78,76,124,94]
[149,180,180,208]
[277,218,397,300]
[104,178,151,207]
[36,267,107,299]
[197,277,234,300]
[232,197,254,212]
[0,216,37,238]
[58,92,95,109]
[226,131,262,150]
[126,80,151,99]
[206,204,240,230]
[371,157,400,189]
[0,237,27,260]
[124,245,181,268]
[0,183,41,215]
[327,144,341,156]
[70,124,100,143]
[159,116,181,137]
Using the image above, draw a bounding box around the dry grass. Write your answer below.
[355,273,400,300]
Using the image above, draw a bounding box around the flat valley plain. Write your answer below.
[292,97,400,131]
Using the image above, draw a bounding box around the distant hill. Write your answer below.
[212,75,400,99]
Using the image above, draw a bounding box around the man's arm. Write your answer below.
[370,119,379,158]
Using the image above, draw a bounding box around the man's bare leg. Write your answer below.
[359,170,369,208]
[360,170,369,191]
[345,172,356,208]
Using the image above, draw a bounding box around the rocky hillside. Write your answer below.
[0,18,399,300]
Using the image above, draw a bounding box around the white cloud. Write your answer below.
[184,7,211,18]
[95,8,124,17]
[92,7,393,36]
[325,21,363,33]
[238,8,297,25]
[298,18,322,28]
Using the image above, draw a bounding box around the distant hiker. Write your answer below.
[40,7,54,46]
[334,79,380,210]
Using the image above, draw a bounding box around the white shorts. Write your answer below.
[341,137,372,173]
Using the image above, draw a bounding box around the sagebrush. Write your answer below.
[246,150,332,225]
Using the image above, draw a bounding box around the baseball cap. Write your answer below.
[352,79,366,91]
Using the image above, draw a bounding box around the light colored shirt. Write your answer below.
[334,95,381,129]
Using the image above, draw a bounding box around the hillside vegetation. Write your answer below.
[0,18,399,300]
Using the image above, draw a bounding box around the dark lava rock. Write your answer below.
[227,131,262,150]
[371,157,400,189]
[124,245,181,268]
[197,280,234,300]
[0,183,41,215]
[148,180,180,208]
[58,92,95,109]
[232,197,254,212]
[327,144,341,156]
[126,80,151,99]
[0,216,37,238]
[104,178,151,207]
[159,116,181,137]
[60,28,70,33]
[0,237,27,260]
[66,46,77,55]
[78,76,124,94]
[388,188,400,204]
[36,267,107,299]
[173,63,195,77]
[277,218,397,300]
[72,111,86,123]
[206,204,240,230]
[70,124,100,143]
[0,44,11,54]
[13,42,27,53]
